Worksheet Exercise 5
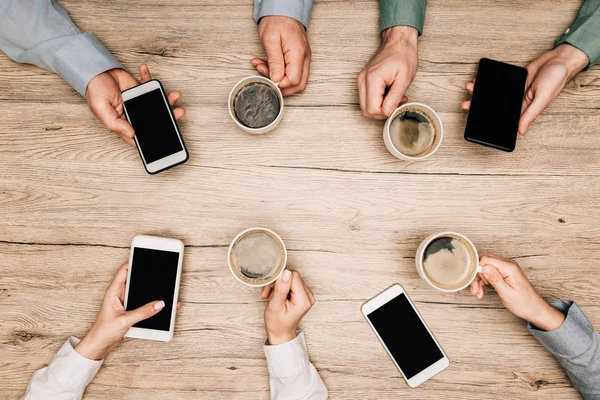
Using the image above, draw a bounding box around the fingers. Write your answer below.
[167,91,181,106]
[268,269,293,311]
[480,255,518,277]
[461,81,475,111]
[107,263,129,301]
[122,135,136,148]
[172,108,186,121]
[358,73,368,118]
[139,64,152,83]
[469,277,484,300]
[289,271,312,311]
[382,79,409,116]
[303,281,315,306]
[465,81,474,94]
[281,53,311,96]
[364,73,388,119]
[279,49,304,89]
[481,264,510,297]
[177,302,182,310]
[260,284,273,300]
[124,300,165,327]
[263,33,285,83]
[251,59,270,77]
[518,89,547,136]
[95,101,135,140]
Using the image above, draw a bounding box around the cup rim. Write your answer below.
[228,76,284,134]
[416,231,480,292]
[383,102,444,161]
[227,227,287,287]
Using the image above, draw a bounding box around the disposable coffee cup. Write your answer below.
[228,227,287,287]
[228,76,284,134]
[416,232,483,292]
[383,102,443,161]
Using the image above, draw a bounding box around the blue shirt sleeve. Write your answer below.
[0,0,123,96]
[253,0,314,29]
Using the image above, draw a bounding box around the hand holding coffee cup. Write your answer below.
[260,270,316,345]
[384,103,443,160]
[228,227,287,287]
[469,255,566,331]
[229,76,284,134]
[416,232,482,292]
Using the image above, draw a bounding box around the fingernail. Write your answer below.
[154,301,165,311]
[282,270,291,282]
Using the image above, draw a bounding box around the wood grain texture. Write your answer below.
[0,0,598,399]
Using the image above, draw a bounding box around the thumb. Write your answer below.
[113,118,135,139]
[482,265,510,296]
[518,89,547,136]
[124,300,165,327]
[95,101,135,139]
[269,270,292,310]
[264,35,285,83]
[382,79,409,116]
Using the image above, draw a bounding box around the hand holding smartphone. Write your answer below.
[122,80,189,174]
[124,235,184,342]
[464,58,528,152]
[361,284,449,387]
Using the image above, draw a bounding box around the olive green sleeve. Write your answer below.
[555,0,600,69]
[380,0,427,35]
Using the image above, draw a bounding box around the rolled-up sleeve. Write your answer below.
[264,332,328,399]
[529,301,600,399]
[380,0,427,35]
[22,337,103,400]
[253,0,314,29]
[555,0,600,69]
[0,0,123,96]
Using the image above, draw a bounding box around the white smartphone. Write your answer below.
[361,284,449,387]
[124,235,184,342]
[121,80,188,174]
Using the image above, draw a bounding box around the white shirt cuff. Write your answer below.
[263,332,311,378]
[48,337,104,389]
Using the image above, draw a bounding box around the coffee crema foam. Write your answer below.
[389,108,436,156]
[233,83,280,129]
[231,231,284,284]
[423,236,474,289]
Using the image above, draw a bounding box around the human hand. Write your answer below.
[461,44,589,135]
[260,270,316,345]
[252,16,311,96]
[75,263,182,360]
[469,254,565,331]
[86,64,186,147]
[358,26,418,119]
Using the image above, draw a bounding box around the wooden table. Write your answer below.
[1,1,599,398]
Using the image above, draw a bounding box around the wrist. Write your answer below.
[554,44,589,77]
[528,303,566,332]
[267,330,297,346]
[75,329,112,360]
[381,26,418,47]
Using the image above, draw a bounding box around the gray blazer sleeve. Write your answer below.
[0,0,123,96]
[529,300,600,399]
[253,0,314,29]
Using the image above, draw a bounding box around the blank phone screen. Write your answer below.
[367,293,444,379]
[124,87,183,164]
[464,58,528,152]
[126,247,180,331]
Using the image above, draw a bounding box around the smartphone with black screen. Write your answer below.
[122,80,188,174]
[124,235,184,342]
[464,58,528,152]
[361,284,449,387]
